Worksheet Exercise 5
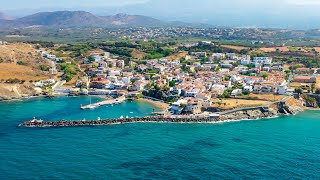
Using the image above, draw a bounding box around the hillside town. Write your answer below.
[33,42,320,115]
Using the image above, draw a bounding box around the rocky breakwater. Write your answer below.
[20,117,219,128]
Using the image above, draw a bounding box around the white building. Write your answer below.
[278,82,288,95]
[253,57,273,65]
[170,99,188,114]
[241,56,251,65]
[231,89,243,96]
[184,89,200,97]
[226,53,237,60]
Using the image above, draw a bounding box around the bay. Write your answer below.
[0,96,320,179]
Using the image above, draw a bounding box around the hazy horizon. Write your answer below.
[2,0,320,29]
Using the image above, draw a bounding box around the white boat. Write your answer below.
[120,115,124,119]
[30,117,43,123]
[88,105,96,109]
[129,112,134,114]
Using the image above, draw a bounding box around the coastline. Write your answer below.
[304,107,320,111]
[136,98,170,111]
[19,100,320,128]
[0,93,67,102]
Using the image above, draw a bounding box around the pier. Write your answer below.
[80,96,126,109]
[20,116,217,128]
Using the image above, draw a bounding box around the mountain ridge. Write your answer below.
[0,11,200,28]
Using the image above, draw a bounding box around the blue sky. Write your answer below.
[2,0,320,29]
[2,0,320,9]
[1,0,148,9]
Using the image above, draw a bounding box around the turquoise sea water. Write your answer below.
[0,96,320,179]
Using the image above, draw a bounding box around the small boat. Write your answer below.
[120,115,124,119]
[129,112,134,114]
[97,117,101,120]
[30,117,43,123]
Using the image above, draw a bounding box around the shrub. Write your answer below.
[17,61,28,66]
[39,65,50,71]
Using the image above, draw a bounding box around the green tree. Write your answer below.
[39,65,50,71]
[88,56,95,62]
[181,63,187,72]
[169,80,176,87]
[180,104,187,109]
[295,88,303,95]
[223,91,231,98]
[262,73,269,79]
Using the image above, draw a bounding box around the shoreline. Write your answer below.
[136,98,170,111]
[304,107,320,111]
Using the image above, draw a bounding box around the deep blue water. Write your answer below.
[0,96,320,179]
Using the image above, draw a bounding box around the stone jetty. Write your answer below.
[20,117,218,128]
[81,96,126,109]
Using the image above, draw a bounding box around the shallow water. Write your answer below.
[0,96,320,179]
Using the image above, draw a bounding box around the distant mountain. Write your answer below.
[0,11,196,29]
[14,11,104,27]
[101,13,162,26]
[0,12,11,20]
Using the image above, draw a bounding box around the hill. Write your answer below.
[102,13,162,26]
[14,11,104,27]
[0,43,50,81]
[0,11,194,28]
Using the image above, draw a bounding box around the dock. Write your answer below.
[80,96,126,109]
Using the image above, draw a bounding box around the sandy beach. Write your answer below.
[136,98,170,111]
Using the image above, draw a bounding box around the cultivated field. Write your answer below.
[221,45,249,51]
[248,94,286,101]
[259,46,290,53]
[166,51,188,61]
[212,98,269,109]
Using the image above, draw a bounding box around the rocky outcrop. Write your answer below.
[218,97,304,121]
[300,94,320,108]
[216,108,279,121]
[0,84,42,101]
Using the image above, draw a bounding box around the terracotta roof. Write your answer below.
[294,76,314,80]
